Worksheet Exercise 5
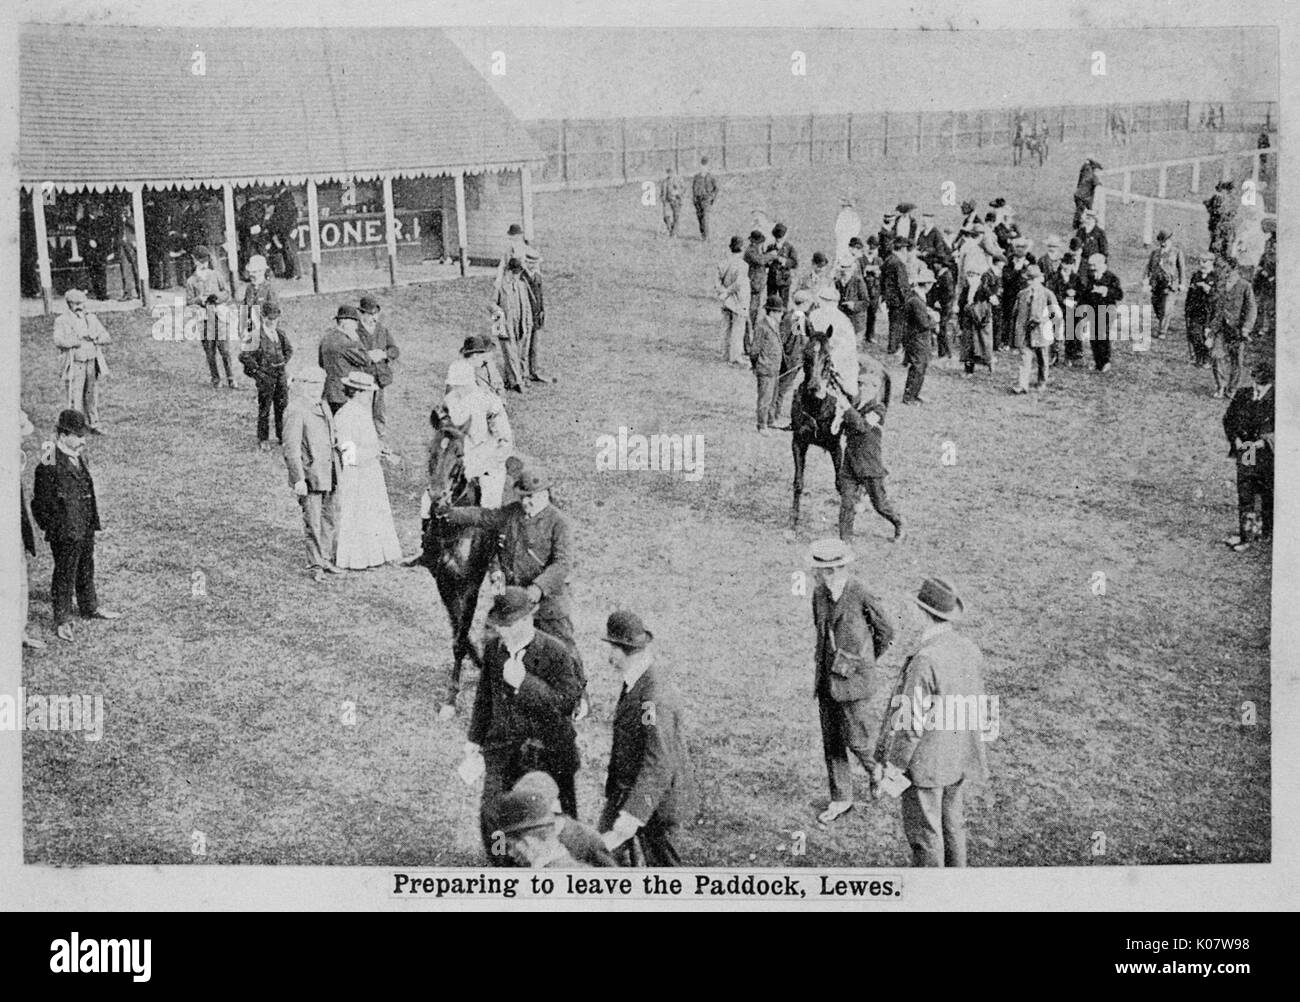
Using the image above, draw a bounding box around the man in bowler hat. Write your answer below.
[809,538,895,824]
[493,787,581,868]
[318,304,373,414]
[462,586,585,864]
[876,577,989,866]
[31,409,122,642]
[598,611,697,866]
[513,771,617,867]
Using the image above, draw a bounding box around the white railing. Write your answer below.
[1097,145,1273,200]
[1095,186,1277,246]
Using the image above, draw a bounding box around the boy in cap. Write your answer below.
[598,610,697,865]
[874,577,988,867]
[318,305,373,413]
[1143,230,1186,342]
[463,586,585,863]
[808,538,896,824]
[52,289,112,431]
[240,301,294,450]
[31,410,122,641]
[240,253,280,356]
[513,771,617,867]
[282,365,342,582]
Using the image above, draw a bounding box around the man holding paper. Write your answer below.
[875,577,989,867]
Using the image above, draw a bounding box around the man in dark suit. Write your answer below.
[691,156,718,240]
[357,295,401,441]
[809,538,896,824]
[269,186,301,280]
[439,468,579,657]
[31,410,122,642]
[318,305,373,414]
[75,200,112,300]
[598,611,697,866]
[900,268,939,403]
[1074,209,1108,263]
[462,587,586,864]
[880,237,911,356]
[765,223,798,307]
[1222,359,1274,551]
[1079,252,1123,373]
[876,577,989,867]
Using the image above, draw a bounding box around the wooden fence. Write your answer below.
[528,100,1277,190]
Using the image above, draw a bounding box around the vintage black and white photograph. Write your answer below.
[1,0,1291,904]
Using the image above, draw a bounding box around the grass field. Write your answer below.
[20,132,1270,866]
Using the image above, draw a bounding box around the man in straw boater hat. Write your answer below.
[597,611,697,865]
[462,586,585,864]
[874,577,989,867]
[807,538,896,825]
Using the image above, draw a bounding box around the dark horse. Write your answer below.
[420,408,499,718]
[789,330,891,530]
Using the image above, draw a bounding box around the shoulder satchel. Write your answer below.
[827,626,867,679]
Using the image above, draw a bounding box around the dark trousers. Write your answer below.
[1072,195,1091,230]
[755,371,777,429]
[1237,463,1274,538]
[838,474,902,541]
[818,695,878,802]
[903,345,929,401]
[83,256,109,300]
[274,233,299,279]
[694,198,710,239]
[480,753,578,864]
[256,371,289,442]
[1186,318,1209,365]
[616,816,683,867]
[771,367,800,427]
[901,780,968,866]
[203,335,234,385]
[117,243,140,299]
[372,386,388,439]
[886,304,905,353]
[50,534,99,626]
[1090,332,1112,370]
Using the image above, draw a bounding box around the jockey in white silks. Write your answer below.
[807,285,862,433]
[441,358,513,509]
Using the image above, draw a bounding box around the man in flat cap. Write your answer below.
[493,787,581,869]
[832,369,903,543]
[357,295,401,441]
[880,236,912,357]
[52,289,112,433]
[1222,358,1274,551]
[282,365,342,582]
[599,611,697,865]
[318,304,374,414]
[464,586,585,863]
[31,409,122,642]
[875,577,989,866]
[808,538,895,825]
[747,294,786,435]
[513,771,617,867]
[900,268,938,404]
[240,300,294,450]
[1143,230,1186,342]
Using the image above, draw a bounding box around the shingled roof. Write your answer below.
[20,24,546,190]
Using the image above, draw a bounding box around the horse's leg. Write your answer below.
[791,436,808,530]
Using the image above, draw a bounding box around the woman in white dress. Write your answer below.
[333,370,402,569]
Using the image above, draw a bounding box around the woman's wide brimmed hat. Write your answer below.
[808,537,856,569]
[341,371,376,391]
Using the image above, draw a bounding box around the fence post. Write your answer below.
[1190,159,1200,194]
[1157,165,1167,198]
[809,113,816,164]
[560,119,569,184]
[883,112,890,157]
[1220,155,1231,183]
[721,118,728,171]
[847,112,853,162]
[976,111,983,148]
[621,118,629,182]
[916,110,924,155]
[767,115,773,167]
[673,126,681,175]
[1122,170,1132,203]
[1141,200,1155,246]
[951,113,958,155]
